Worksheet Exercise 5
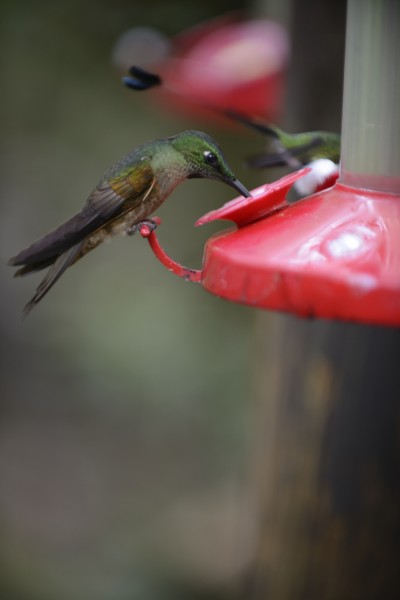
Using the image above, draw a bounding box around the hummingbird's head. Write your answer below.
[170,130,251,198]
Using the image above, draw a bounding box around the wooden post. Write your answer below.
[251,316,400,599]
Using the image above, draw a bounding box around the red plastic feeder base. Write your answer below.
[197,174,400,327]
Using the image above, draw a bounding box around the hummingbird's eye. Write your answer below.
[204,150,218,166]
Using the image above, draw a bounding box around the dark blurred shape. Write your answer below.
[122,65,162,91]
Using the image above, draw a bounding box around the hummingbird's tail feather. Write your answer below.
[23,242,83,317]
[13,257,55,277]
[9,218,77,267]
[8,201,118,269]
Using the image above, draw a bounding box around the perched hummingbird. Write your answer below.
[9,130,250,315]
[223,110,340,169]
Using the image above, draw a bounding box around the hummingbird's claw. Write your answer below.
[127,217,161,237]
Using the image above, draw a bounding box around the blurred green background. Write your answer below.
[0,1,346,598]
[0,1,265,599]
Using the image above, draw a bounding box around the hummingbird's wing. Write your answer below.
[222,109,282,139]
[9,162,154,270]
[246,137,325,169]
[10,159,156,315]
[247,149,303,169]
[221,110,327,168]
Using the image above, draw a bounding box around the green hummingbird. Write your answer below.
[223,110,340,169]
[9,130,250,315]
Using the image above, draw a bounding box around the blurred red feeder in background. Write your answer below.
[155,16,289,120]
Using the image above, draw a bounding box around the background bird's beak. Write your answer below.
[229,178,252,198]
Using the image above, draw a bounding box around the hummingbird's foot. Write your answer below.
[127,217,161,237]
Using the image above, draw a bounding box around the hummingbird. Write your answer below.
[9,130,250,315]
[223,110,340,169]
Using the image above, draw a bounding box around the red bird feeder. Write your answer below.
[140,1,400,327]
[141,170,400,327]
[197,178,400,326]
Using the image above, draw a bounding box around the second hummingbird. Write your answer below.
[223,110,340,169]
[9,130,250,315]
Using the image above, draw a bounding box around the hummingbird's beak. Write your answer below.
[229,178,252,198]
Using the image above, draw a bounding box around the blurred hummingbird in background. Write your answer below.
[9,130,250,315]
[223,110,340,169]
